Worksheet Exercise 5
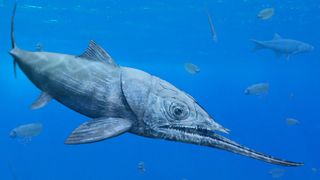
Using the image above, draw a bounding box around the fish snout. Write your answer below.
[310,45,315,51]
[244,89,250,95]
[206,117,230,134]
[9,130,17,138]
[194,103,229,134]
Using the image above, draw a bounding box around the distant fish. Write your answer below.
[251,33,314,59]
[35,43,44,52]
[44,19,59,24]
[21,4,43,9]
[137,161,146,173]
[257,8,275,20]
[205,9,217,42]
[245,83,269,96]
[184,63,200,74]
[10,123,43,140]
[311,167,318,173]
[286,118,300,126]
[269,168,285,178]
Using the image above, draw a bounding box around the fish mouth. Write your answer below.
[158,125,303,167]
[160,125,220,136]
[9,130,17,138]
[311,46,315,51]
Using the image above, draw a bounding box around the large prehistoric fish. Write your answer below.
[251,33,314,59]
[9,3,302,166]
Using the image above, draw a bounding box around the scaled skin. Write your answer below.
[9,45,302,166]
[10,47,227,136]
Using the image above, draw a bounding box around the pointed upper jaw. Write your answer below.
[310,46,315,51]
[157,125,303,167]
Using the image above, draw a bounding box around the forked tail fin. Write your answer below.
[251,39,265,52]
[11,1,18,78]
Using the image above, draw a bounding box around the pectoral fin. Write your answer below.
[274,51,282,58]
[31,92,52,110]
[65,117,132,145]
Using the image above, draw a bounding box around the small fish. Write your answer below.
[35,43,44,52]
[10,123,43,139]
[311,167,318,173]
[286,118,300,126]
[44,19,59,24]
[269,168,285,178]
[21,4,43,10]
[137,161,146,173]
[257,8,275,20]
[205,9,217,42]
[184,63,200,74]
[245,83,269,96]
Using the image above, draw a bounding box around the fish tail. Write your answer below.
[250,39,264,52]
[10,1,18,78]
[11,1,17,49]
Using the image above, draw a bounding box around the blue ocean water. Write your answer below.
[0,0,319,179]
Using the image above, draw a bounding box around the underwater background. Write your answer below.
[0,0,319,179]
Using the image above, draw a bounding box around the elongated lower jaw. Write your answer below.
[158,126,303,167]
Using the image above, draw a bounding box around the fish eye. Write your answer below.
[9,130,17,138]
[167,101,190,120]
[174,107,183,116]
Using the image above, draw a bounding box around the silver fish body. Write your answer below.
[10,123,43,138]
[245,83,269,96]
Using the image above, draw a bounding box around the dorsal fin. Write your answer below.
[78,40,117,67]
[273,33,282,40]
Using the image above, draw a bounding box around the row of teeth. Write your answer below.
[167,128,209,140]
[161,126,212,137]
[165,126,211,132]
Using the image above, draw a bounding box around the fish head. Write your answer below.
[122,68,303,167]
[136,78,303,166]
[298,43,314,53]
[244,88,251,95]
[121,67,228,137]
[138,76,229,139]
[9,129,17,138]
